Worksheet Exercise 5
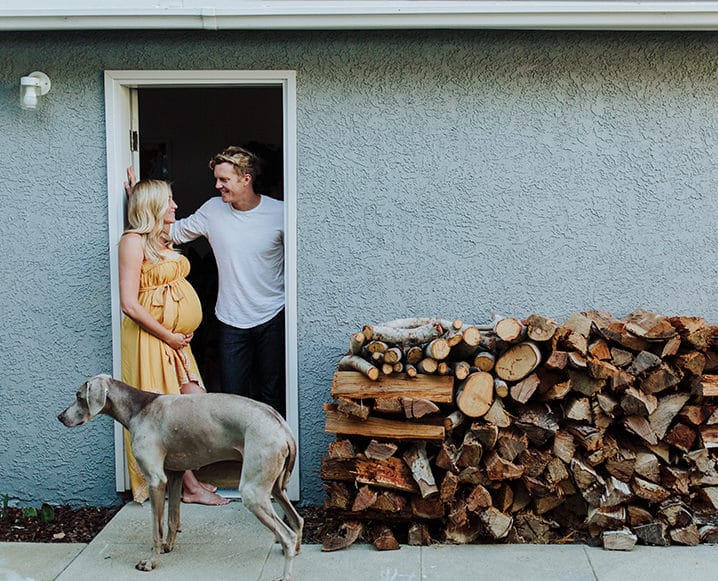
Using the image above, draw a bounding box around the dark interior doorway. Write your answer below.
[137,86,284,394]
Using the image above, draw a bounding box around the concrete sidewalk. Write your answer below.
[1,501,716,581]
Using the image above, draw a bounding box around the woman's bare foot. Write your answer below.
[181,487,229,506]
[199,481,218,493]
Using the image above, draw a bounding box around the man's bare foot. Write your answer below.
[199,481,218,493]
[181,487,229,506]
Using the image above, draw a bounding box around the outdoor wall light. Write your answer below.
[20,71,51,110]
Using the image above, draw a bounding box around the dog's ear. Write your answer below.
[86,376,109,416]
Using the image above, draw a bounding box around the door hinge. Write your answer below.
[130,130,139,152]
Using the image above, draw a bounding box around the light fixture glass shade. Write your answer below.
[20,84,39,110]
[19,72,51,111]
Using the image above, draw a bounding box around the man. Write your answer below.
[127,146,286,415]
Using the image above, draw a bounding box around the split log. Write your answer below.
[485,450,524,480]
[633,522,669,546]
[401,397,440,419]
[697,375,718,397]
[457,431,484,467]
[321,520,364,552]
[627,351,662,376]
[351,485,378,512]
[510,373,540,405]
[434,441,460,473]
[545,350,569,371]
[325,409,445,441]
[588,338,612,361]
[634,452,660,483]
[466,484,493,513]
[324,481,353,510]
[495,342,542,382]
[365,440,398,461]
[670,524,700,546]
[332,371,453,403]
[514,404,559,446]
[622,416,658,446]
[641,364,683,395]
[497,429,528,462]
[663,423,697,453]
[631,477,670,503]
[373,525,401,550]
[676,352,706,376]
[411,495,444,519]
[700,425,718,448]
[602,528,637,551]
[407,523,431,546]
[649,392,690,440]
[525,313,558,342]
[479,507,514,539]
[374,397,404,414]
[483,397,512,428]
[623,308,677,340]
[440,471,460,503]
[620,387,658,417]
[328,439,356,459]
[337,397,370,421]
[403,443,438,498]
[337,355,379,381]
[456,371,494,418]
[321,456,418,493]
[472,422,499,449]
[564,397,592,423]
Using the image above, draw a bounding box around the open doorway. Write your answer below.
[104,70,299,499]
[137,86,284,394]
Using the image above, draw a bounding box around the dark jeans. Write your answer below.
[217,309,286,417]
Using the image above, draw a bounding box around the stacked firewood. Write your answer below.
[321,311,718,551]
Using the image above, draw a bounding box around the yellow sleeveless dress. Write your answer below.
[121,252,204,503]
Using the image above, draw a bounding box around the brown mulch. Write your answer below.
[0,506,122,543]
[0,504,329,544]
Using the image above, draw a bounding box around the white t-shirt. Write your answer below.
[170,195,284,329]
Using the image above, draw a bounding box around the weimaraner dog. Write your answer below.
[58,374,303,580]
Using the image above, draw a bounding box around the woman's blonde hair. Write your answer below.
[125,179,175,263]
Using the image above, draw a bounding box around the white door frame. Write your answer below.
[104,70,299,500]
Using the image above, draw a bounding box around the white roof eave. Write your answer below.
[3,2,718,31]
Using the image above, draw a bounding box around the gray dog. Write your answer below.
[58,374,302,580]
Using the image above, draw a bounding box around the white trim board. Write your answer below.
[7,2,718,30]
[103,69,299,501]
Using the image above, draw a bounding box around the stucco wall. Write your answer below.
[1,29,718,506]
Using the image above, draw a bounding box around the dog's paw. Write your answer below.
[135,558,156,571]
[161,542,175,554]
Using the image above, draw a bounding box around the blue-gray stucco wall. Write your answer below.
[1,29,718,506]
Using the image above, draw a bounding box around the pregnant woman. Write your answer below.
[119,179,228,506]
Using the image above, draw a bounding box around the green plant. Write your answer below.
[40,503,55,523]
[21,506,37,518]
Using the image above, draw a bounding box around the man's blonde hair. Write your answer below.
[125,179,175,263]
[209,146,260,182]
